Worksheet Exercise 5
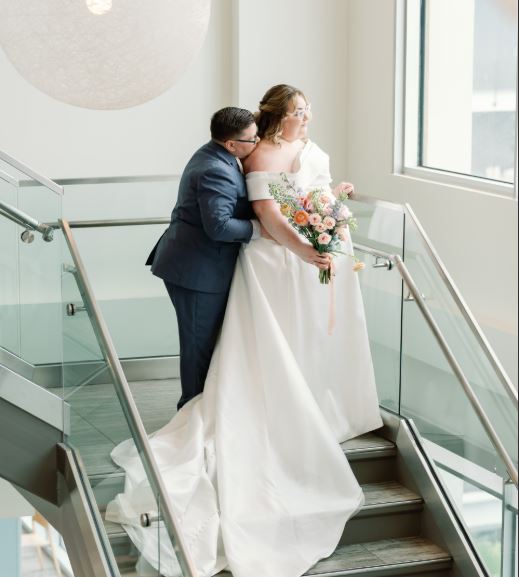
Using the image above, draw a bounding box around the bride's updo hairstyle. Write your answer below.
[255,84,308,144]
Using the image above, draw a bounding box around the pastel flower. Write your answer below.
[338,206,352,220]
[323,216,336,230]
[308,213,322,226]
[320,204,332,216]
[353,261,366,272]
[314,223,327,233]
[318,233,332,246]
[280,204,292,217]
[293,210,310,226]
[333,182,354,198]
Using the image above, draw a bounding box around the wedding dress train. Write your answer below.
[106,140,383,577]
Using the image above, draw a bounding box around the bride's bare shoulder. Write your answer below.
[243,142,279,174]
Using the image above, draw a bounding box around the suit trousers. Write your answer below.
[164,281,230,411]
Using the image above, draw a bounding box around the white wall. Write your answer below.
[235,0,349,180]
[344,0,517,384]
[0,0,234,178]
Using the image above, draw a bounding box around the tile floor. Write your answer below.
[21,545,64,577]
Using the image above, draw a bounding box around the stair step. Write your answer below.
[104,481,421,541]
[359,482,422,517]
[306,537,451,577]
[216,538,451,577]
[343,433,396,461]
[91,433,398,509]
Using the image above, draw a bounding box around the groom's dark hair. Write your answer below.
[211,107,255,142]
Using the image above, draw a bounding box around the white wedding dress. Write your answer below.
[106,140,383,577]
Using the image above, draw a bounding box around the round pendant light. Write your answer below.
[0,0,212,109]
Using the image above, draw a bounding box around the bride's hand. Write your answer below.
[333,182,354,198]
[296,245,332,270]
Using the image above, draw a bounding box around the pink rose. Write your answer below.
[308,213,322,226]
[333,182,354,198]
[318,233,332,245]
[323,216,336,230]
[314,223,327,233]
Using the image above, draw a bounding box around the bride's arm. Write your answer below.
[252,200,330,270]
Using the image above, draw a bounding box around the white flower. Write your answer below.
[338,206,352,220]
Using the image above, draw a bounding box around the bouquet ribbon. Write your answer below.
[328,260,336,336]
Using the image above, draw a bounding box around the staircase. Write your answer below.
[79,377,456,577]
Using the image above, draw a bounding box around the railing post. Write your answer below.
[501,480,518,577]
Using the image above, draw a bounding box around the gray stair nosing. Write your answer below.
[305,557,453,577]
[345,447,397,461]
[90,445,397,482]
[355,499,424,518]
[105,497,425,540]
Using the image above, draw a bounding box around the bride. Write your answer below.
[106,84,383,577]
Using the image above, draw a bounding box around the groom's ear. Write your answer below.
[223,140,237,155]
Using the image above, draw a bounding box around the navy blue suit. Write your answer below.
[147,141,255,409]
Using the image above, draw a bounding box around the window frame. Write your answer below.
[394,0,519,200]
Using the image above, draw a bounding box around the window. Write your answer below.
[401,0,518,196]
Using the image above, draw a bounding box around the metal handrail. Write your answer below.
[66,217,170,229]
[0,199,55,242]
[404,203,518,409]
[327,240,518,486]
[59,219,198,577]
[0,168,19,187]
[0,150,63,196]
[393,255,518,488]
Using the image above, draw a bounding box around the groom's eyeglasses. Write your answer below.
[233,135,259,144]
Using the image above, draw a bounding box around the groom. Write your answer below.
[147,107,262,410]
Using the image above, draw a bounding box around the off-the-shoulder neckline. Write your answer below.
[245,140,312,178]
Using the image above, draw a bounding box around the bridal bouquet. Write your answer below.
[269,174,364,284]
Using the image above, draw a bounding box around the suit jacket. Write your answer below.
[147,140,255,294]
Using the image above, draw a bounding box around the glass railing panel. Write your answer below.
[0,178,21,360]
[61,176,179,221]
[16,182,63,371]
[60,226,188,576]
[349,198,406,413]
[400,294,517,577]
[404,215,518,465]
[72,224,178,359]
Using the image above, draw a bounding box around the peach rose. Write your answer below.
[308,213,322,226]
[294,210,310,226]
[318,233,332,245]
[323,216,336,230]
[314,223,327,233]
[353,261,366,272]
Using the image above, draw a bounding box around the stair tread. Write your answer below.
[362,482,421,508]
[88,432,396,481]
[306,537,450,575]
[215,537,450,576]
[104,481,421,539]
[342,433,395,456]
